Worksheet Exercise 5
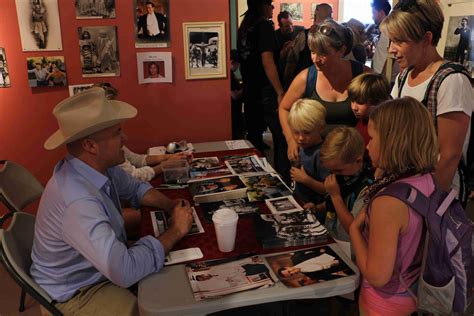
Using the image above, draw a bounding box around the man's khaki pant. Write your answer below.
[54,280,139,316]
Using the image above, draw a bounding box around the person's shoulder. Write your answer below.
[294,25,305,32]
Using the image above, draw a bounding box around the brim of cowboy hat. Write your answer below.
[44,99,137,150]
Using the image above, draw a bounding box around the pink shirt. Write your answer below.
[361,173,435,314]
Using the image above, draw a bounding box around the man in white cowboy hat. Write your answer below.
[30,87,193,315]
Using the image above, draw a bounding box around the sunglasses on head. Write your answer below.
[397,0,431,31]
[314,24,343,45]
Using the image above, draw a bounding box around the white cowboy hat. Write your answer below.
[44,87,137,150]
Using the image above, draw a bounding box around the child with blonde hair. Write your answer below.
[319,127,373,243]
[287,99,329,216]
[350,97,439,314]
[347,73,390,145]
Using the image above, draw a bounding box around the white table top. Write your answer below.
[193,140,253,153]
[138,243,359,316]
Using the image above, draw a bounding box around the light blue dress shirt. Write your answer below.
[30,155,165,302]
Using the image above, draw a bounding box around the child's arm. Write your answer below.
[349,196,408,287]
[291,166,325,194]
[324,174,353,233]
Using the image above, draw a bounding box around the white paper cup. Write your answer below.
[212,208,239,252]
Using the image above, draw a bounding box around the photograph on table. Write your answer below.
[265,195,303,214]
[75,0,116,19]
[186,255,275,301]
[443,15,473,77]
[200,198,259,223]
[255,210,328,249]
[0,48,11,88]
[281,3,303,21]
[189,157,231,180]
[225,155,267,176]
[78,26,120,77]
[15,0,63,51]
[134,0,170,48]
[151,207,204,237]
[136,52,172,84]
[266,245,355,288]
[68,83,94,96]
[188,176,247,204]
[241,173,292,202]
[183,21,226,80]
[26,56,67,88]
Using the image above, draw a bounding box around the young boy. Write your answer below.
[287,99,329,220]
[347,73,390,145]
[319,127,373,242]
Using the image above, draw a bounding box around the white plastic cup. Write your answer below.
[212,208,239,252]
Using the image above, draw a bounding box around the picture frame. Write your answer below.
[443,15,473,78]
[75,0,116,19]
[134,0,170,48]
[183,21,226,80]
[0,48,11,88]
[136,52,172,84]
[26,56,67,88]
[280,3,303,22]
[15,0,63,51]
[68,83,94,96]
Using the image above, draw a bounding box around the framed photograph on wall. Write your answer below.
[281,3,303,22]
[0,48,11,88]
[136,52,172,84]
[183,21,226,80]
[78,26,121,77]
[443,15,473,78]
[68,83,94,96]
[75,0,116,19]
[134,0,170,48]
[26,56,67,88]
[15,0,63,51]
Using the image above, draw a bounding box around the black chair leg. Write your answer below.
[19,288,26,312]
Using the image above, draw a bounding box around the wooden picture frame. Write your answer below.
[183,21,226,80]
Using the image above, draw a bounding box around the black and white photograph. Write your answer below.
[443,15,473,77]
[151,208,204,237]
[78,26,120,77]
[135,0,170,48]
[281,3,303,22]
[265,196,303,214]
[266,246,355,288]
[75,0,116,19]
[68,83,94,96]
[255,210,328,249]
[26,56,67,88]
[136,52,172,84]
[200,198,259,223]
[0,48,11,88]
[225,155,266,176]
[15,0,63,51]
[183,22,226,80]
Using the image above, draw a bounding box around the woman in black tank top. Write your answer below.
[279,19,370,162]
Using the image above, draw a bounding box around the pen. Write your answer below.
[156,184,188,189]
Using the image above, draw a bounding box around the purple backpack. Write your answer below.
[372,174,473,314]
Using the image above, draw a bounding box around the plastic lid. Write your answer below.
[212,208,238,225]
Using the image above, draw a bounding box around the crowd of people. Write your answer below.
[28,0,473,315]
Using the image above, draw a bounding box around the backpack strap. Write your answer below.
[421,61,472,131]
[396,65,413,98]
[304,64,317,98]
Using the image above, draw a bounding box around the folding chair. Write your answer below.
[0,160,44,226]
[0,212,62,315]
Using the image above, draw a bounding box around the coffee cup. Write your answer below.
[212,208,239,252]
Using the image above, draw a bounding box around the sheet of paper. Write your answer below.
[225,140,251,150]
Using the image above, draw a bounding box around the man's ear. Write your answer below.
[81,138,99,155]
[356,156,363,165]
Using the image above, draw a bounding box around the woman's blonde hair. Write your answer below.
[308,19,353,56]
[348,73,390,106]
[320,127,365,164]
[380,0,444,45]
[369,97,438,174]
[288,99,326,132]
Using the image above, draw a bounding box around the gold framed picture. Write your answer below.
[183,21,226,80]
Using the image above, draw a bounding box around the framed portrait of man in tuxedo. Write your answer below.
[135,0,170,48]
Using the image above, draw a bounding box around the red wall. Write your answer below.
[0,1,231,186]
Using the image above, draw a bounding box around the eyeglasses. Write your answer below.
[397,0,431,31]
